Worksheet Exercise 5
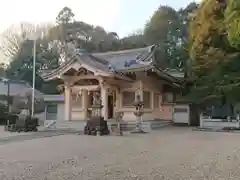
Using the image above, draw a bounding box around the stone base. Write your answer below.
[131,128,147,134]
[108,119,172,132]
[84,116,110,136]
[111,127,123,136]
[111,131,123,136]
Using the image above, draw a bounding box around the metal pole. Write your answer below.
[31,25,36,117]
[7,81,10,112]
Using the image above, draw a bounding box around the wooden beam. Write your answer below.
[103,77,134,86]
[62,75,101,86]
[109,73,134,82]
[72,85,100,92]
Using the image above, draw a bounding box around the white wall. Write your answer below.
[34,112,45,125]
[35,102,65,127]
[173,104,190,124]
[200,117,240,129]
[57,103,65,121]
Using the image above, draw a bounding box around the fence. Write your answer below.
[200,114,240,129]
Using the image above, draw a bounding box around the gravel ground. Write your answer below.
[0,126,82,145]
[0,126,32,138]
[0,131,79,145]
[0,127,240,180]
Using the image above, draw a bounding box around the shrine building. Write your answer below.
[41,45,184,128]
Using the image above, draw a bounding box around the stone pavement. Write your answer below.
[0,127,240,179]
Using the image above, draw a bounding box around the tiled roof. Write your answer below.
[0,79,43,97]
[41,52,111,79]
[93,45,155,70]
[41,46,156,80]
[41,45,184,83]
[77,53,111,72]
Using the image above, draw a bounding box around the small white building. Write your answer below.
[0,77,65,128]
[36,94,65,128]
[173,104,190,125]
[172,100,200,126]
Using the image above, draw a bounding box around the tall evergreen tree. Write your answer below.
[188,0,240,104]
[225,0,240,49]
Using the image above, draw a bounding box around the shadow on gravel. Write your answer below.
[193,127,240,133]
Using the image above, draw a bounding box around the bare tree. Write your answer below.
[0,22,53,61]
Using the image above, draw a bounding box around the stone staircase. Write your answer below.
[150,119,173,129]
[43,119,172,132]
[56,120,86,131]
[45,120,57,128]
[108,119,172,132]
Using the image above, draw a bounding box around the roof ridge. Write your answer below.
[0,78,29,85]
[88,54,109,65]
[93,45,154,56]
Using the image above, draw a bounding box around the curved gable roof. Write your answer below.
[93,45,155,70]
[41,46,156,81]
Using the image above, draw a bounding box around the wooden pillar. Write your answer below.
[138,81,143,101]
[115,88,120,110]
[64,85,72,121]
[151,92,154,109]
[82,89,89,120]
[101,85,108,120]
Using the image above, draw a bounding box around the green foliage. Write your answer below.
[178,2,198,26]
[189,0,226,67]
[49,21,122,54]
[144,4,198,70]
[56,6,75,24]
[0,63,6,77]
[188,0,240,105]
[144,6,180,44]
[2,4,200,96]
[119,31,147,50]
[5,37,60,94]
[225,0,240,49]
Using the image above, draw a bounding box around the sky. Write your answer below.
[0,0,201,37]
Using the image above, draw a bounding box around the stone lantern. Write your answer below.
[91,92,103,117]
[84,92,109,136]
[131,94,146,133]
[111,111,123,136]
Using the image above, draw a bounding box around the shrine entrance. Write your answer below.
[108,95,114,119]
[56,65,123,121]
[88,90,115,119]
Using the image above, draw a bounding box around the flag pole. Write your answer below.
[31,24,36,117]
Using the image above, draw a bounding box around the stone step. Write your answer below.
[56,120,86,131]
[55,119,172,132]
[108,120,172,132]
